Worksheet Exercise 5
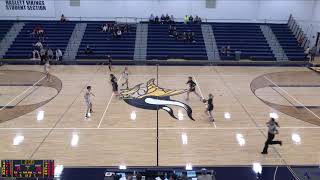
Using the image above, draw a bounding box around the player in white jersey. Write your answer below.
[44,60,51,82]
[121,67,129,89]
[84,86,95,118]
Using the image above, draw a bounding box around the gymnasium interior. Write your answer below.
[0,0,320,179]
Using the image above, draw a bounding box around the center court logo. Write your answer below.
[120,78,194,121]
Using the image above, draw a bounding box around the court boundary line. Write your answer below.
[29,65,104,159]
[0,126,319,130]
[263,75,317,180]
[269,86,297,107]
[193,75,217,128]
[273,166,278,180]
[97,74,123,128]
[212,67,300,180]
[12,85,41,107]
[264,76,320,121]
[128,74,250,77]
[0,76,45,111]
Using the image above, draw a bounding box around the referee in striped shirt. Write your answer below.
[261,118,282,154]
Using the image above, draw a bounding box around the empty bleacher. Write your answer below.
[147,23,207,60]
[4,21,75,59]
[76,22,136,60]
[0,21,13,42]
[211,23,275,61]
[269,24,306,61]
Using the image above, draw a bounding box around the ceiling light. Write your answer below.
[37,110,44,121]
[252,162,262,174]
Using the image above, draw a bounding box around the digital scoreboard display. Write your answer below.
[1,160,54,178]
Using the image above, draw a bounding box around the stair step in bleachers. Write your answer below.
[147,23,207,60]
[211,23,276,61]
[0,21,14,42]
[269,24,306,61]
[76,22,136,60]
[4,21,76,59]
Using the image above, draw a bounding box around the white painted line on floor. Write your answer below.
[97,74,123,128]
[193,75,217,128]
[213,122,217,128]
[128,74,250,77]
[273,166,278,180]
[264,76,320,121]
[0,126,319,130]
[0,76,45,111]
[193,75,204,99]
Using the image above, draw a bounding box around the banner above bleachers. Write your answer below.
[0,0,55,17]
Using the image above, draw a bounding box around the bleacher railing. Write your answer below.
[0,15,290,24]
[288,14,310,49]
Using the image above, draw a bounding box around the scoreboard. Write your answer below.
[1,160,54,178]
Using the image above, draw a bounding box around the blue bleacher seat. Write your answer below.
[0,21,14,42]
[269,24,306,61]
[1,20,307,63]
[211,23,276,61]
[76,22,136,60]
[147,23,207,60]
[4,21,76,59]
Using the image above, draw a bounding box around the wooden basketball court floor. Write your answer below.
[0,65,320,168]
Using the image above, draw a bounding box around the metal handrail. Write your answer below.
[0,15,294,24]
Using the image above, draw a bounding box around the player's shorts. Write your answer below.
[207,105,213,112]
[112,83,118,91]
[189,87,195,92]
[85,99,92,106]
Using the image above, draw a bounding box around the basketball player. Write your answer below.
[121,67,129,89]
[84,86,95,118]
[261,118,282,154]
[186,76,202,101]
[44,60,51,82]
[203,94,214,121]
[110,74,119,97]
[107,54,112,72]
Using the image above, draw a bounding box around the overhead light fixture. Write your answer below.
[13,135,24,146]
[119,165,127,170]
[181,133,188,145]
[252,162,262,174]
[37,110,44,121]
[178,110,184,120]
[269,112,279,119]
[71,133,79,147]
[224,112,231,119]
[185,163,192,170]
[130,111,136,120]
[236,133,245,146]
[291,133,301,144]
[54,165,64,177]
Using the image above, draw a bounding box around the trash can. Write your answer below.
[235,51,241,60]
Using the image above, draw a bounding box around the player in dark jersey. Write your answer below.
[186,76,202,101]
[106,54,112,72]
[203,94,214,121]
[110,74,119,97]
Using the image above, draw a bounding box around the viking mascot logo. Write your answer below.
[120,78,194,121]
